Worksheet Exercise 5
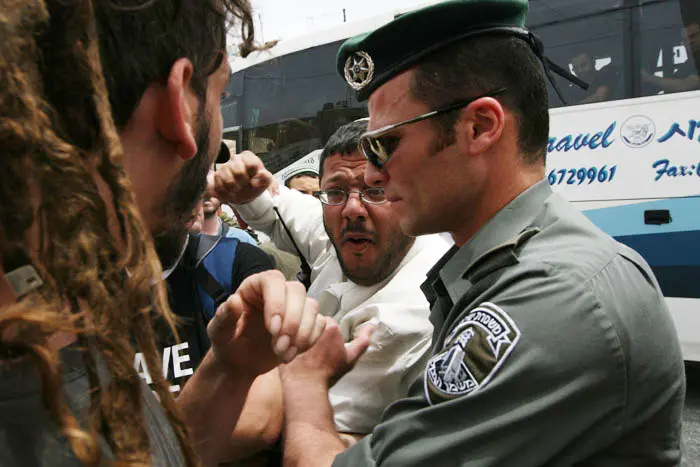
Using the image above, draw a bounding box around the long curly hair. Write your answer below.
[0,0,262,465]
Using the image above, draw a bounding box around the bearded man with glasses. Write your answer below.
[212,119,451,442]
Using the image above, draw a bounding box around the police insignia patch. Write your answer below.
[425,302,521,405]
[344,51,374,90]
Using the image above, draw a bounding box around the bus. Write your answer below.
[222,0,700,360]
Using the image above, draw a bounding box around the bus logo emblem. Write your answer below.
[621,115,656,148]
[344,51,375,91]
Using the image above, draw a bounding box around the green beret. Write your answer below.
[337,0,530,101]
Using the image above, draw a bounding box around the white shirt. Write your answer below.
[236,187,451,433]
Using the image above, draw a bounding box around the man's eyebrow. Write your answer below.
[324,174,347,185]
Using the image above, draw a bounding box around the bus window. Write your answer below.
[528,0,623,28]
[530,4,627,108]
[636,0,700,97]
[238,39,367,172]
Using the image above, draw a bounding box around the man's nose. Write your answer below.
[341,192,368,221]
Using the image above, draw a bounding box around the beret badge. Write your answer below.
[344,51,375,91]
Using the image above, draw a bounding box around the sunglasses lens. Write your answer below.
[360,136,385,169]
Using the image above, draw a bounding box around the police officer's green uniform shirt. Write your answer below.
[334,180,685,466]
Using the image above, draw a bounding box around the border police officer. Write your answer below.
[280,1,686,465]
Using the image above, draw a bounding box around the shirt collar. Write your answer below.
[437,179,552,304]
[161,234,190,281]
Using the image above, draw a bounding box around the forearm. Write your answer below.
[282,376,347,467]
[236,188,325,260]
[178,351,256,467]
[221,369,284,462]
[234,192,279,236]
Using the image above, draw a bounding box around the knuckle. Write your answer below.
[285,279,305,294]
[307,298,319,315]
[263,269,285,281]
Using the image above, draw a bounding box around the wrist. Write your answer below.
[206,350,259,384]
[279,364,330,388]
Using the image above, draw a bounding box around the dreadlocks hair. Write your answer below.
[0,0,264,465]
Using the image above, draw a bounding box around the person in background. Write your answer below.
[285,170,320,195]
[570,52,621,104]
[201,173,257,244]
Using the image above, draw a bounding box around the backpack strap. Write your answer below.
[194,235,239,321]
[273,206,312,290]
[195,265,229,311]
[220,219,230,237]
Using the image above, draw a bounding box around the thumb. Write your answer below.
[344,324,376,365]
[207,294,245,344]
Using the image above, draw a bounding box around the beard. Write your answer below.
[202,198,220,218]
[153,114,214,270]
[324,217,415,287]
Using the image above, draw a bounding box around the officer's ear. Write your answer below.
[456,97,505,157]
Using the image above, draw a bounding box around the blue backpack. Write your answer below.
[191,234,241,321]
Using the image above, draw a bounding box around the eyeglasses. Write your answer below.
[313,187,387,206]
[359,88,507,169]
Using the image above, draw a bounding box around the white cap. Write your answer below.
[274,149,322,184]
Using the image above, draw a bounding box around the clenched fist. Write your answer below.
[209,150,275,205]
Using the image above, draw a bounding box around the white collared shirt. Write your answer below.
[236,186,451,433]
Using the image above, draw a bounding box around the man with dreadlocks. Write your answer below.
[0,1,332,466]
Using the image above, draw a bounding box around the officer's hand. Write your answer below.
[280,318,375,387]
[210,150,274,205]
[207,270,326,378]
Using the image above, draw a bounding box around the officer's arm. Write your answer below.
[281,320,374,467]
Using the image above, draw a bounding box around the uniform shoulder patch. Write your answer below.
[425,302,521,405]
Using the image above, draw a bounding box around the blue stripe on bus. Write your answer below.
[582,197,700,237]
[612,231,700,299]
[580,198,700,298]
[644,265,700,299]
[615,230,700,267]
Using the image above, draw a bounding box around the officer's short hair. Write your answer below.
[318,119,369,180]
[410,35,550,164]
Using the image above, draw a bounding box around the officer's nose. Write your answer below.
[342,192,368,222]
[364,162,387,187]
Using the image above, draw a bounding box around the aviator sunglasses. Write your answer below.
[359,88,507,169]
